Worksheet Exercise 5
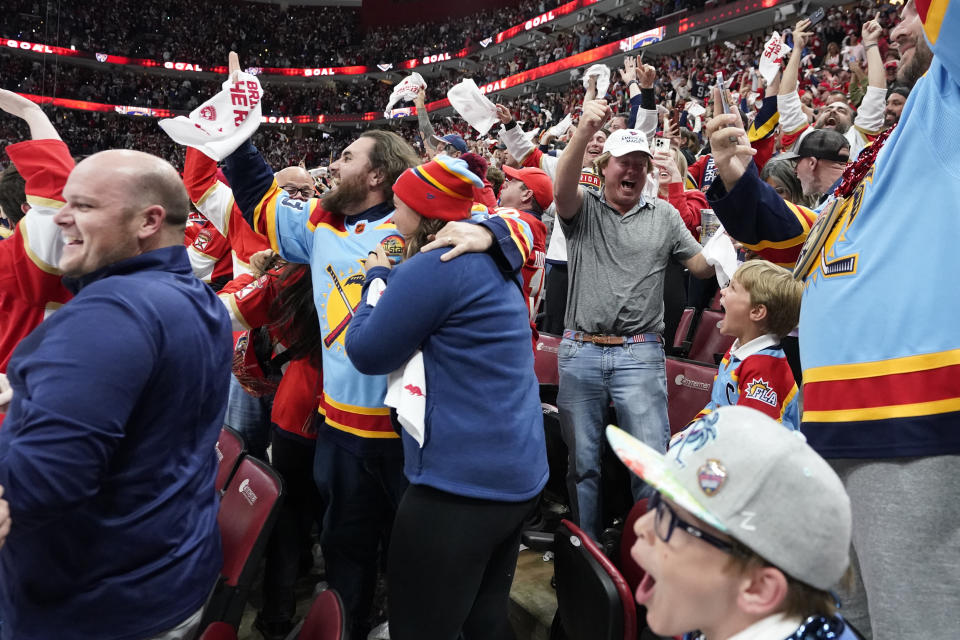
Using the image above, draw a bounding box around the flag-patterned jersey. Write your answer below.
[224,140,533,455]
[0,139,74,374]
[707,0,960,458]
[693,335,800,429]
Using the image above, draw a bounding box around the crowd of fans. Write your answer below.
[0,0,632,68]
[0,0,905,174]
[2,0,956,639]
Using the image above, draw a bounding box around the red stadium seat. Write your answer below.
[686,310,734,365]
[552,518,637,640]
[534,332,561,387]
[291,588,347,640]
[618,499,649,597]
[202,455,284,629]
[671,307,696,354]
[197,622,237,640]
[665,357,718,435]
[215,426,246,494]
[708,288,724,311]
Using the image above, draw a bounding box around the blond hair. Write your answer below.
[733,260,802,338]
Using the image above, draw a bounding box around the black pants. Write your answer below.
[260,429,325,624]
[313,434,407,637]
[542,263,568,335]
[387,484,537,640]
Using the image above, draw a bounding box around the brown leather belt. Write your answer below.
[563,330,663,346]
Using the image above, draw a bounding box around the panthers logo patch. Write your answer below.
[744,378,778,407]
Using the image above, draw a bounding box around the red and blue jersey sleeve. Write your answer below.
[705,162,817,268]
[735,353,800,424]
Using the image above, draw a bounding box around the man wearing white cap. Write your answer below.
[552,99,715,540]
[607,405,860,640]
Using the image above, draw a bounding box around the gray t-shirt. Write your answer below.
[561,189,702,335]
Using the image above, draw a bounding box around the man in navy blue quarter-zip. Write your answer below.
[0,149,233,640]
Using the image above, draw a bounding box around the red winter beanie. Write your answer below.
[393,155,484,222]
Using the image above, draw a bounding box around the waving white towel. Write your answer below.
[159,72,263,161]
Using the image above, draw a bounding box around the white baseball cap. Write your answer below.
[606,406,851,590]
[603,128,651,157]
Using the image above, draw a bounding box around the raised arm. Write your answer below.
[0,90,61,141]
[414,88,439,157]
[554,100,610,221]
[777,20,814,139]
[704,90,816,267]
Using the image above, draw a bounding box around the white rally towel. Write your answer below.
[685,100,706,118]
[365,278,427,447]
[702,226,740,289]
[384,72,426,117]
[582,63,611,98]
[548,113,574,139]
[759,32,791,84]
[159,72,263,161]
[447,79,499,136]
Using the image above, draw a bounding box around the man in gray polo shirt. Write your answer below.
[553,99,715,539]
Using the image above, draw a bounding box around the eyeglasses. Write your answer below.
[280,185,316,199]
[649,493,744,556]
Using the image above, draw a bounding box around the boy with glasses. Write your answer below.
[607,405,862,640]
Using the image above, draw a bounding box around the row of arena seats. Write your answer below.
[204,427,347,640]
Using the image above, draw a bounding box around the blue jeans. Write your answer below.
[557,339,669,540]
[223,375,273,461]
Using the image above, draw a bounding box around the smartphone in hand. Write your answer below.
[807,7,826,26]
[715,72,731,114]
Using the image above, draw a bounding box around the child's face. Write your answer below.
[631,496,743,637]
[718,277,757,338]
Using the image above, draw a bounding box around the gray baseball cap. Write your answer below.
[606,406,851,590]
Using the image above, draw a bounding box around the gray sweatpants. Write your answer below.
[830,455,960,639]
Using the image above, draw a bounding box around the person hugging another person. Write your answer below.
[344,155,548,640]
[681,260,803,437]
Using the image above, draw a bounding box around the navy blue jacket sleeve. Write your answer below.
[705,162,817,266]
[0,295,156,531]
[345,258,457,375]
[223,140,277,225]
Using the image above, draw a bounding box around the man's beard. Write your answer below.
[898,36,933,89]
[816,113,851,135]
[321,173,371,216]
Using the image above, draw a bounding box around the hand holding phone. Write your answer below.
[807,7,826,27]
[715,72,731,114]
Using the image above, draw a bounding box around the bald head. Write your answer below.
[56,150,192,277]
[275,166,315,200]
[79,150,190,227]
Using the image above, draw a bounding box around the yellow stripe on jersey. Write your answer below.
[25,195,66,210]
[322,391,392,416]
[19,220,60,275]
[804,348,960,383]
[741,201,814,251]
[803,397,960,423]
[323,418,402,438]
[923,0,949,44]
[748,111,779,142]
